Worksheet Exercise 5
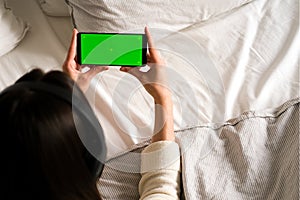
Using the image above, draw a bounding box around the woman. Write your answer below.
[1,27,181,199]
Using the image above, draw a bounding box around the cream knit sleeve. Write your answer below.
[139,141,181,200]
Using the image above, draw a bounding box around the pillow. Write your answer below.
[38,0,70,17]
[66,0,253,32]
[0,0,29,57]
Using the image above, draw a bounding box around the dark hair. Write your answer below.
[1,69,102,200]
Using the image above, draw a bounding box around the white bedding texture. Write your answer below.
[0,0,299,199]
[0,0,29,57]
[67,0,299,158]
[0,0,72,88]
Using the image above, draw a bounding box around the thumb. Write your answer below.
[85,66,109,79]
[66,29,78,61]
[120,67,143,80]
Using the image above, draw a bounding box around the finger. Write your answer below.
[120,66,138,72]
[120,66,130,72]
[145,26,154,48]
[120,66,137,73]
[145,26,159,57]
[120,67,143,79]
[86,66,109,77]
[147,53,151,62]
[66,29,78,61]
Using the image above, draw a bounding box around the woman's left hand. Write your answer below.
[63,29,109,92]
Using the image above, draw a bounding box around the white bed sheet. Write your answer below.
[0,0,298,160]
[158,0,299,123]
[46,15,73,49]
[0,0,70,89]
[86,0,299,158]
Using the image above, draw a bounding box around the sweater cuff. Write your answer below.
[140,141,180,173]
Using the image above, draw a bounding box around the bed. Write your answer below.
[0,0,298,199]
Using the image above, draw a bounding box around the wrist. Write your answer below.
[152,90,172,104]
[152,98,174,143]
[154,97,173,107]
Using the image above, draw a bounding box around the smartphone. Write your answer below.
[77,32,147,66]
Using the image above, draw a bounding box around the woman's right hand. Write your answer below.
[120,27,174,142]
[120,27,171,104]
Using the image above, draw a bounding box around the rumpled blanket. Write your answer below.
[98,98,299,200]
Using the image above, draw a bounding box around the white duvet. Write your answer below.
[86,0,299,158]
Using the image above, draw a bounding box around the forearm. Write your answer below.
[152,97,174,142]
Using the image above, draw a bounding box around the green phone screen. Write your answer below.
[78,33,145,66]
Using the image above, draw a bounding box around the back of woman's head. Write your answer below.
[0,69,103,200]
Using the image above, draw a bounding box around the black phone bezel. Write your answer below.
[77,32,147,67]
